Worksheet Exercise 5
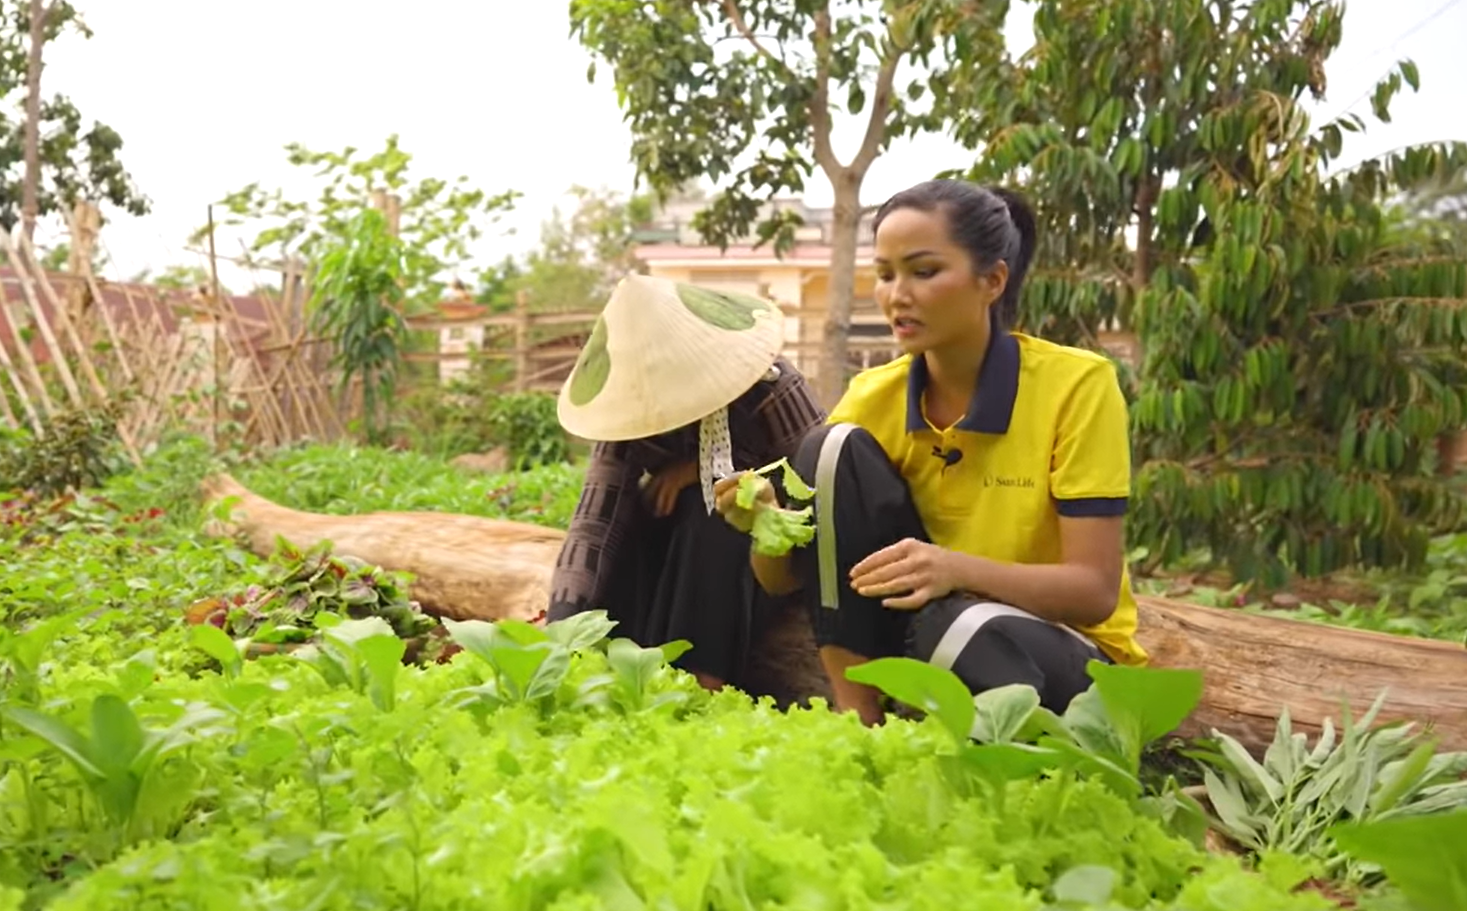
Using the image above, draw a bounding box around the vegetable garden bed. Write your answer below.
[0,442,1462,910]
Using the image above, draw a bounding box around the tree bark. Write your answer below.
[819,173,862,408]
[21,0,47,241]
[199,474,566,624]
[1131,175,1158,290]
[1134,595,1467,754]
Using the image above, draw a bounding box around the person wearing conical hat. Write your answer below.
[548,274,826,691]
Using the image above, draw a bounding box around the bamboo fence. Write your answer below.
[404,297,1146,397]
[0,218,347,459]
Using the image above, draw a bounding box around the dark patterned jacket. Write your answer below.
[547,358,825,620]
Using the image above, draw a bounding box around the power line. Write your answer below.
[1359,0,1464,65]
[1321,0,1464,123]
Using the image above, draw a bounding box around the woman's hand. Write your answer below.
[850,538,959,610]
[645,460,699,517]
[712,472,775,533]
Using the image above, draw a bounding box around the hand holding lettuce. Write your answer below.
[715,458,816,557]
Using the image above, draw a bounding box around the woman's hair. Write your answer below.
[871,179,1037,328]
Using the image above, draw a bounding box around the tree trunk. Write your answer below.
[1131,175,1158,291]
[200,482,1467,757]
[1134,595,1467,754]
[21,0,46,241]
[818,171,862,408]
[199,474,566,624]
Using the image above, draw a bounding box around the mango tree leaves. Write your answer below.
[199,134,518,307]
[958,0,1467,581]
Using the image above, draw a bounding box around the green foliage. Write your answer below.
[572,0,1008,400]
[309,207,411,445]
[0,602,1332,910]
[512,184,654,312]
[1198,695,1467,886]
[0,402,125,496]
[394,356,573,466]
[200,134,518,306]
[572,0,1002,250]
[1330,811,1467,911]
[0,437,1450,908]
[485,392,571,470]
[953,0,1467,583]
[135,263,229,294]
[233,441,583,528]
[1129,134,1467,582]
[185,538,438,645]
[850,658,1205,811]
[0,2,149,229]
[474,255,525,312]
[35,241,107,275]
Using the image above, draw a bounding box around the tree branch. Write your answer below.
[721,0,790,74]
[809,3,840,175]
[851,40,903,177]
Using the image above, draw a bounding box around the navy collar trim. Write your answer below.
[904,331,1021,435]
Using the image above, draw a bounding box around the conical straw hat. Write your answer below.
[557,274,786,441]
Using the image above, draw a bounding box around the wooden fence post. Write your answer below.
[64,200,100,324]
[206,205,225,449]
[513,290,530,393]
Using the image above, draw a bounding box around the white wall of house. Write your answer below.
[438,323,486,384]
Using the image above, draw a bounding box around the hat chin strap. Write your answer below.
[698,406,735,514]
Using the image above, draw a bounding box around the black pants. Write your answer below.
[789,423,1108,713]
[600,483,773,685]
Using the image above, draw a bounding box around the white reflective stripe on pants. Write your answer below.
[927,601,1095,671]
[815,423,858,610]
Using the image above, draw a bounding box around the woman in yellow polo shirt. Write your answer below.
[715,179,1144,726]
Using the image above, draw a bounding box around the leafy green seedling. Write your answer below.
[543,609,618,652]
[442,618,572,709]
[1330,810,1467,911]
[736,458,816,557]
[295,617,405,712]
[606,638,693,713]
[188,624,244,679]
[845,657,975,746]
[3,694,224,842]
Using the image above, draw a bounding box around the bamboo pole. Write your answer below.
[278,258,342,439]
[252,249,334,441]
[207,206,224,449]
[13,233,142,465]
[0,297,44,434]
[0,380,16,428]
[512,290,530,393]
[0,256,57,420]
[1,230,84,409]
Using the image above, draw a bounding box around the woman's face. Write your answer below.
[872,206,1006,356]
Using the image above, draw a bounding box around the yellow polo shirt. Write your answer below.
[828,331,1147,666]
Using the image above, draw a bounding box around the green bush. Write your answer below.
[0,404,127,497]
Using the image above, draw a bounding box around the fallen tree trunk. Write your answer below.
[198,477,1467,754]
[744,597,1467,754]
[1135,595,1467,754]
[200,474,565,623]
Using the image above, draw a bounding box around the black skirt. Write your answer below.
[597,481,771,685]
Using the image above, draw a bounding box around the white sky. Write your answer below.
[38,0,1467,292]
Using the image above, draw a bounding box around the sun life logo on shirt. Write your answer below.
[983,475,1036,489]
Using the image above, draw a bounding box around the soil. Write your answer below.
[1143,568,1384,611]
[1293,878,1360,909]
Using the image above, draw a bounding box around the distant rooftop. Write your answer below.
[632,191,877,249]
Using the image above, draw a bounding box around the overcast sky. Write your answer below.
[38,0,1467,291]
